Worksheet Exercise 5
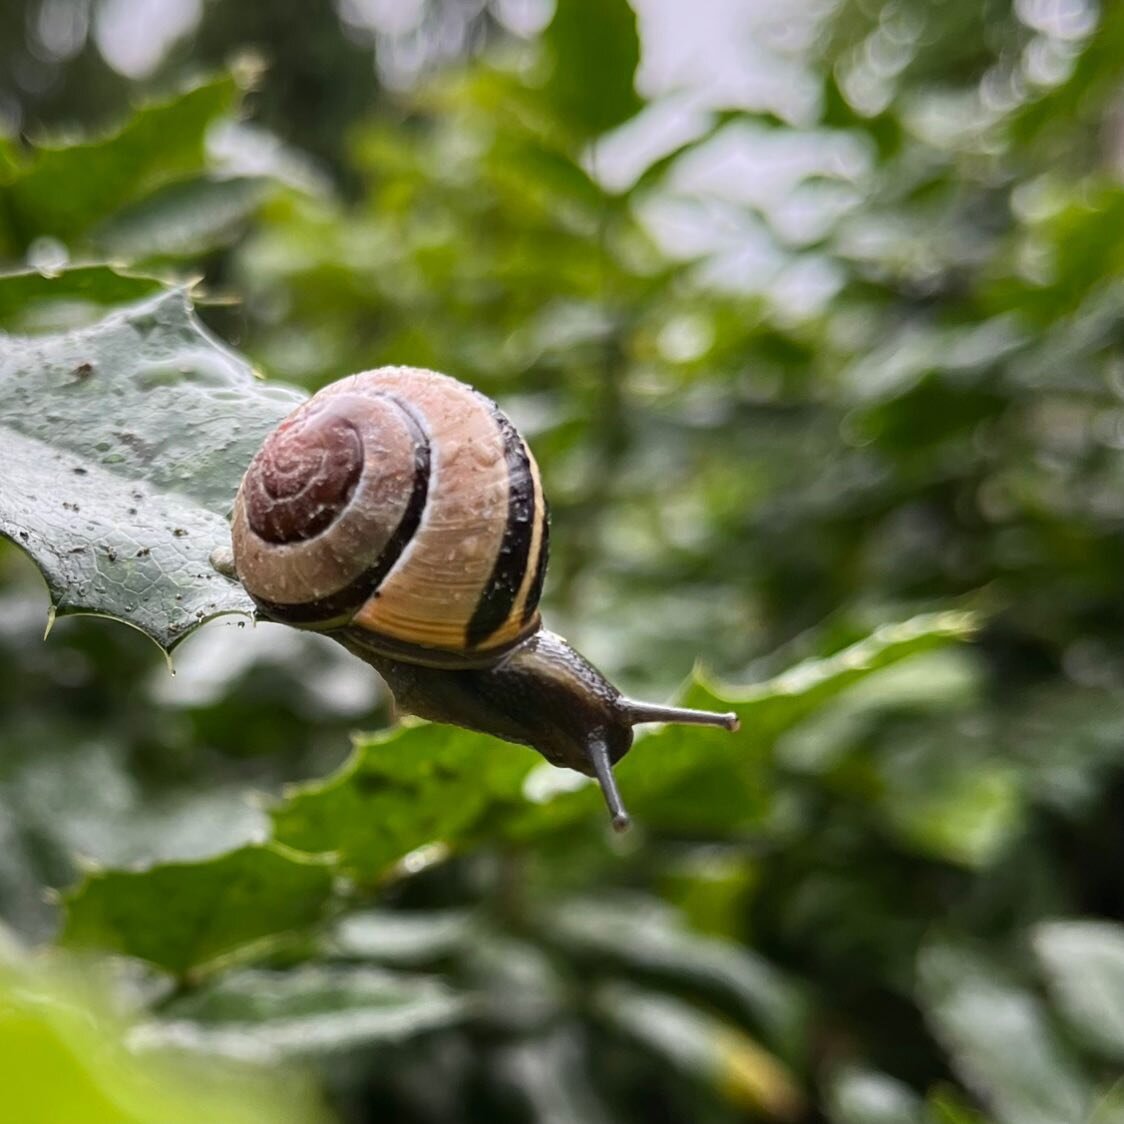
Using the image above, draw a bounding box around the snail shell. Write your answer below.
[231,367,549,668]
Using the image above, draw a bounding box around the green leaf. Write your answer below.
[0,284,305,650]
[0,76,238,249]
[916,941,1092,1124]
[826,1065,924,1124]
[0,953,325,1124]
[500,1027,617,1124]
[1032,921,1124,1062]
[628,108,787,196]
[596,982,804,1119]
[620,611,979,832]
[0,136,19,179]
[879,736,1023,869]
[926,1088,997,1124]
[60,844,335,978]
[94,176,276,261]
[541,896,807,1058]
[684,611,979,735]
[0,265,168,331]
[271,722,535,884]
[1088,1086,1124,1124]
[542,0,643,140]
[328,909,474,966]
[776,649,980,776]
[140,965,471,1061]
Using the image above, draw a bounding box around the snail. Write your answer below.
[228,367,737,830]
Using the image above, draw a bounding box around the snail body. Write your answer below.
[231,367,737,829]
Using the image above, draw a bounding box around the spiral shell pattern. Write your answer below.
[231,367,549,667]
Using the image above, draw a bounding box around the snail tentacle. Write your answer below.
[587,736,631,832]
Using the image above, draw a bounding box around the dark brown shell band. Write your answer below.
[466,409,540,648]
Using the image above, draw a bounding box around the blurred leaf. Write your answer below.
[926,1087,997,1124]
[461,932,565,1033]
[597,982,804,1120]
[1089,1086,1124,1124]
[3,734,267,870]
[1032,921,1124,1062]
[629,108,787,196]
[1000,186,1124,320]
[1009,6,1124,153]
[826,1065,924,1124]
[619,611,979,831]
[206,120,332,195]
[271,722,535,883]
[659,846,758,941]
[327,908,473,967]
[684,612,979,741]
[0,951,326,1123]
[60,843,334,978]
[0,285,304,650]
[499,1027,617,1124]
[777,648,980,776]
[0,265,167,330]
[139,965,471,1061]
[0,137,19,179]
[0,76,238,249]
[916,941,1092,1124]
[542,0,643,141]
[94,176,275,260]
[1012,687,1124,818]
[541,895,806,1057]
[879,738,1023,868]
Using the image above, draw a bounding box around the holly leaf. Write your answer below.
[0,264,168,330]
[271,722,535,885]
[680,611,979,737]
[0,76,238,249]
[0,280,305,650]
[93,176,276,261]
[59,613,982,978]
[59,843,335,979]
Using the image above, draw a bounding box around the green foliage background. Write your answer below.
[2,0,1124,1121]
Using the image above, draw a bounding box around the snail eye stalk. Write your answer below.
[585,701,737,832]
[586,737,631,833]
[621,700,739,732]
